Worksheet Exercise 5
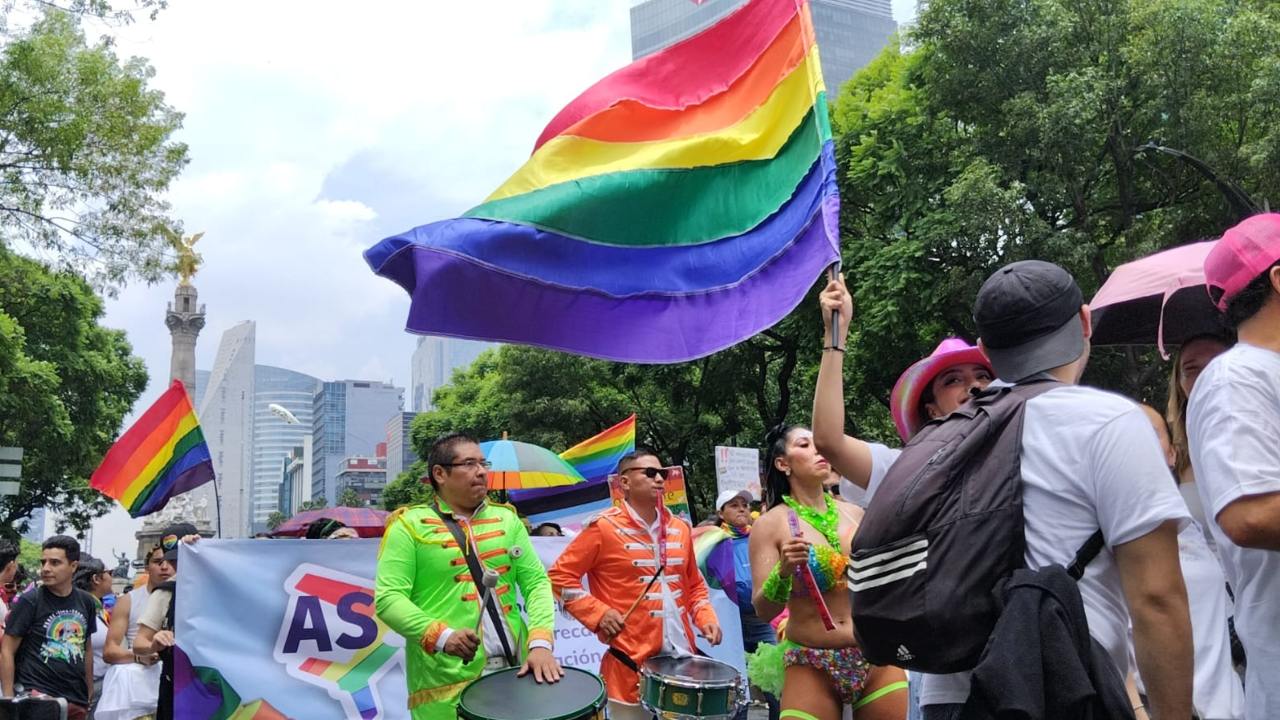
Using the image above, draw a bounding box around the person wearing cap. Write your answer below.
[132,522,200,720]
[71,555,113,714]
[1187,212,1280,718]
[375,432,561,720]
[697,489,779,720]
[916,259,1190,720]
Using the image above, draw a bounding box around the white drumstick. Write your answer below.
[474,569,500,633]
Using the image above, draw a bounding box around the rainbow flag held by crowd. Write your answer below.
[365,0,840,363]
[90,379,215,518]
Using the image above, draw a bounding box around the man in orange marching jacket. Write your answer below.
[548,448,721,720]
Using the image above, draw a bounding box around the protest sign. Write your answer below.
[714,446,761,500]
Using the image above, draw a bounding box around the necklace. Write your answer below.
[782,494,840,548]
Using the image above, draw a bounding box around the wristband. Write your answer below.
[762,562,793,604]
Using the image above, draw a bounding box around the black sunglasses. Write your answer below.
[622,466,669,480]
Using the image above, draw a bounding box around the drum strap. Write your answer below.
[607,647,640,673]
[435,505,518,667]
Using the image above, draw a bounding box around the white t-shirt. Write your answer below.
[1187,342,1280,719]
[860,386,1190,706]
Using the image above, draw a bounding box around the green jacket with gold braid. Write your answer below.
[374,499,556,719]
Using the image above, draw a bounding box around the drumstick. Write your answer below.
[620,564,665,624]
[788,510,836,631]
[473,569,500,633]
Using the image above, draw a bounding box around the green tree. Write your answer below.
[266,511,287,531]
[0,9,187,291]
[0,248,147,540]
[832,0,1280,416]
[338,487,364,508]
[298,498,327,512]
[382,462,432,511]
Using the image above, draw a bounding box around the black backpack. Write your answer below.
[849,380,1095,673]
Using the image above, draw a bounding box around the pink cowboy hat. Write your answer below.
[890,338,993,442]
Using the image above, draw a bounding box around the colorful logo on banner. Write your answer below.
[607,466,691,522]
[273,565,405,720]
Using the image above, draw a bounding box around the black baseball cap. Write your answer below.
[160,522,198,561]
[973,260,1085,382]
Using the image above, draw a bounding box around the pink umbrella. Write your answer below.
[1089,240,1228,358]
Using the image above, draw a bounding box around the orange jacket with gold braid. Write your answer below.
[547,504,718,704]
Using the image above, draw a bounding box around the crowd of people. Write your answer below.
[372,214,1280,720]
[1,214,1277,720]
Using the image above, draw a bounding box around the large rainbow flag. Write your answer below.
[90,379,215,518]
[365,0,840,363]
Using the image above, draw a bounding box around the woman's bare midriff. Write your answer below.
[779,502,861,649]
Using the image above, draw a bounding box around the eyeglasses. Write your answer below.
[441,459,492,471]
[621,466,669,480]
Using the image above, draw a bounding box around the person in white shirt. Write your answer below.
[95,545,173,720]
[1166,333,1233,554]
[818,262,1194,720]
[1137,404,1244,719]
[1188,212,1280,719]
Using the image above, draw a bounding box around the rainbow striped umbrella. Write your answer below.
[480,440,586,490]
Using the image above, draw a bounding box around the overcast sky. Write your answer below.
[83,0,918,558]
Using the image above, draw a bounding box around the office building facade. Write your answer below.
[251,365,320,533]
[385,411,419,481]
[410,336,494,412]
[312,380,403,505]
[198,321,256,538]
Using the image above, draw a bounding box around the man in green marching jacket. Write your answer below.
[375,432,562,719]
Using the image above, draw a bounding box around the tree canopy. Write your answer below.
[0,8,187,291]
[403,0,1280,519]
[0,248,147,539]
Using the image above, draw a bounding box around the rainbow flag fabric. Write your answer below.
[510,415,636,527]
[365,0,840,363]
[90,379,215,518]
[559,414,636,481]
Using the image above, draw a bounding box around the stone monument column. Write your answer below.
[166,284,205,397]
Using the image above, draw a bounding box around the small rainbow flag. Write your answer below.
[366,0,839,363]
[560,414,636,481]
[510,415,637,529]
[90,379,215,518]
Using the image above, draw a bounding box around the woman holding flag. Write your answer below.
[748,423,908,720]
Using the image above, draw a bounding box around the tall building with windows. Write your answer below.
[251,365,320,533]
[410,337,494,412]
[385,411,419,481]
[630,0,896,94]
[198,321,256,538]
[312,380,404,505]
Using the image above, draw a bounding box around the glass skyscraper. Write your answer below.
[311,380,404,505]
[629,0,896,95]
[251,365,319,533]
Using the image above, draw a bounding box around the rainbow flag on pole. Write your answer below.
[90,379,215,518]
[365,0,839,363]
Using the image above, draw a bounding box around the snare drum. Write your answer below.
[456,666,606,720]
[639,656,745,719]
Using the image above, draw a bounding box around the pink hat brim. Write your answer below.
[890,342,992,442]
